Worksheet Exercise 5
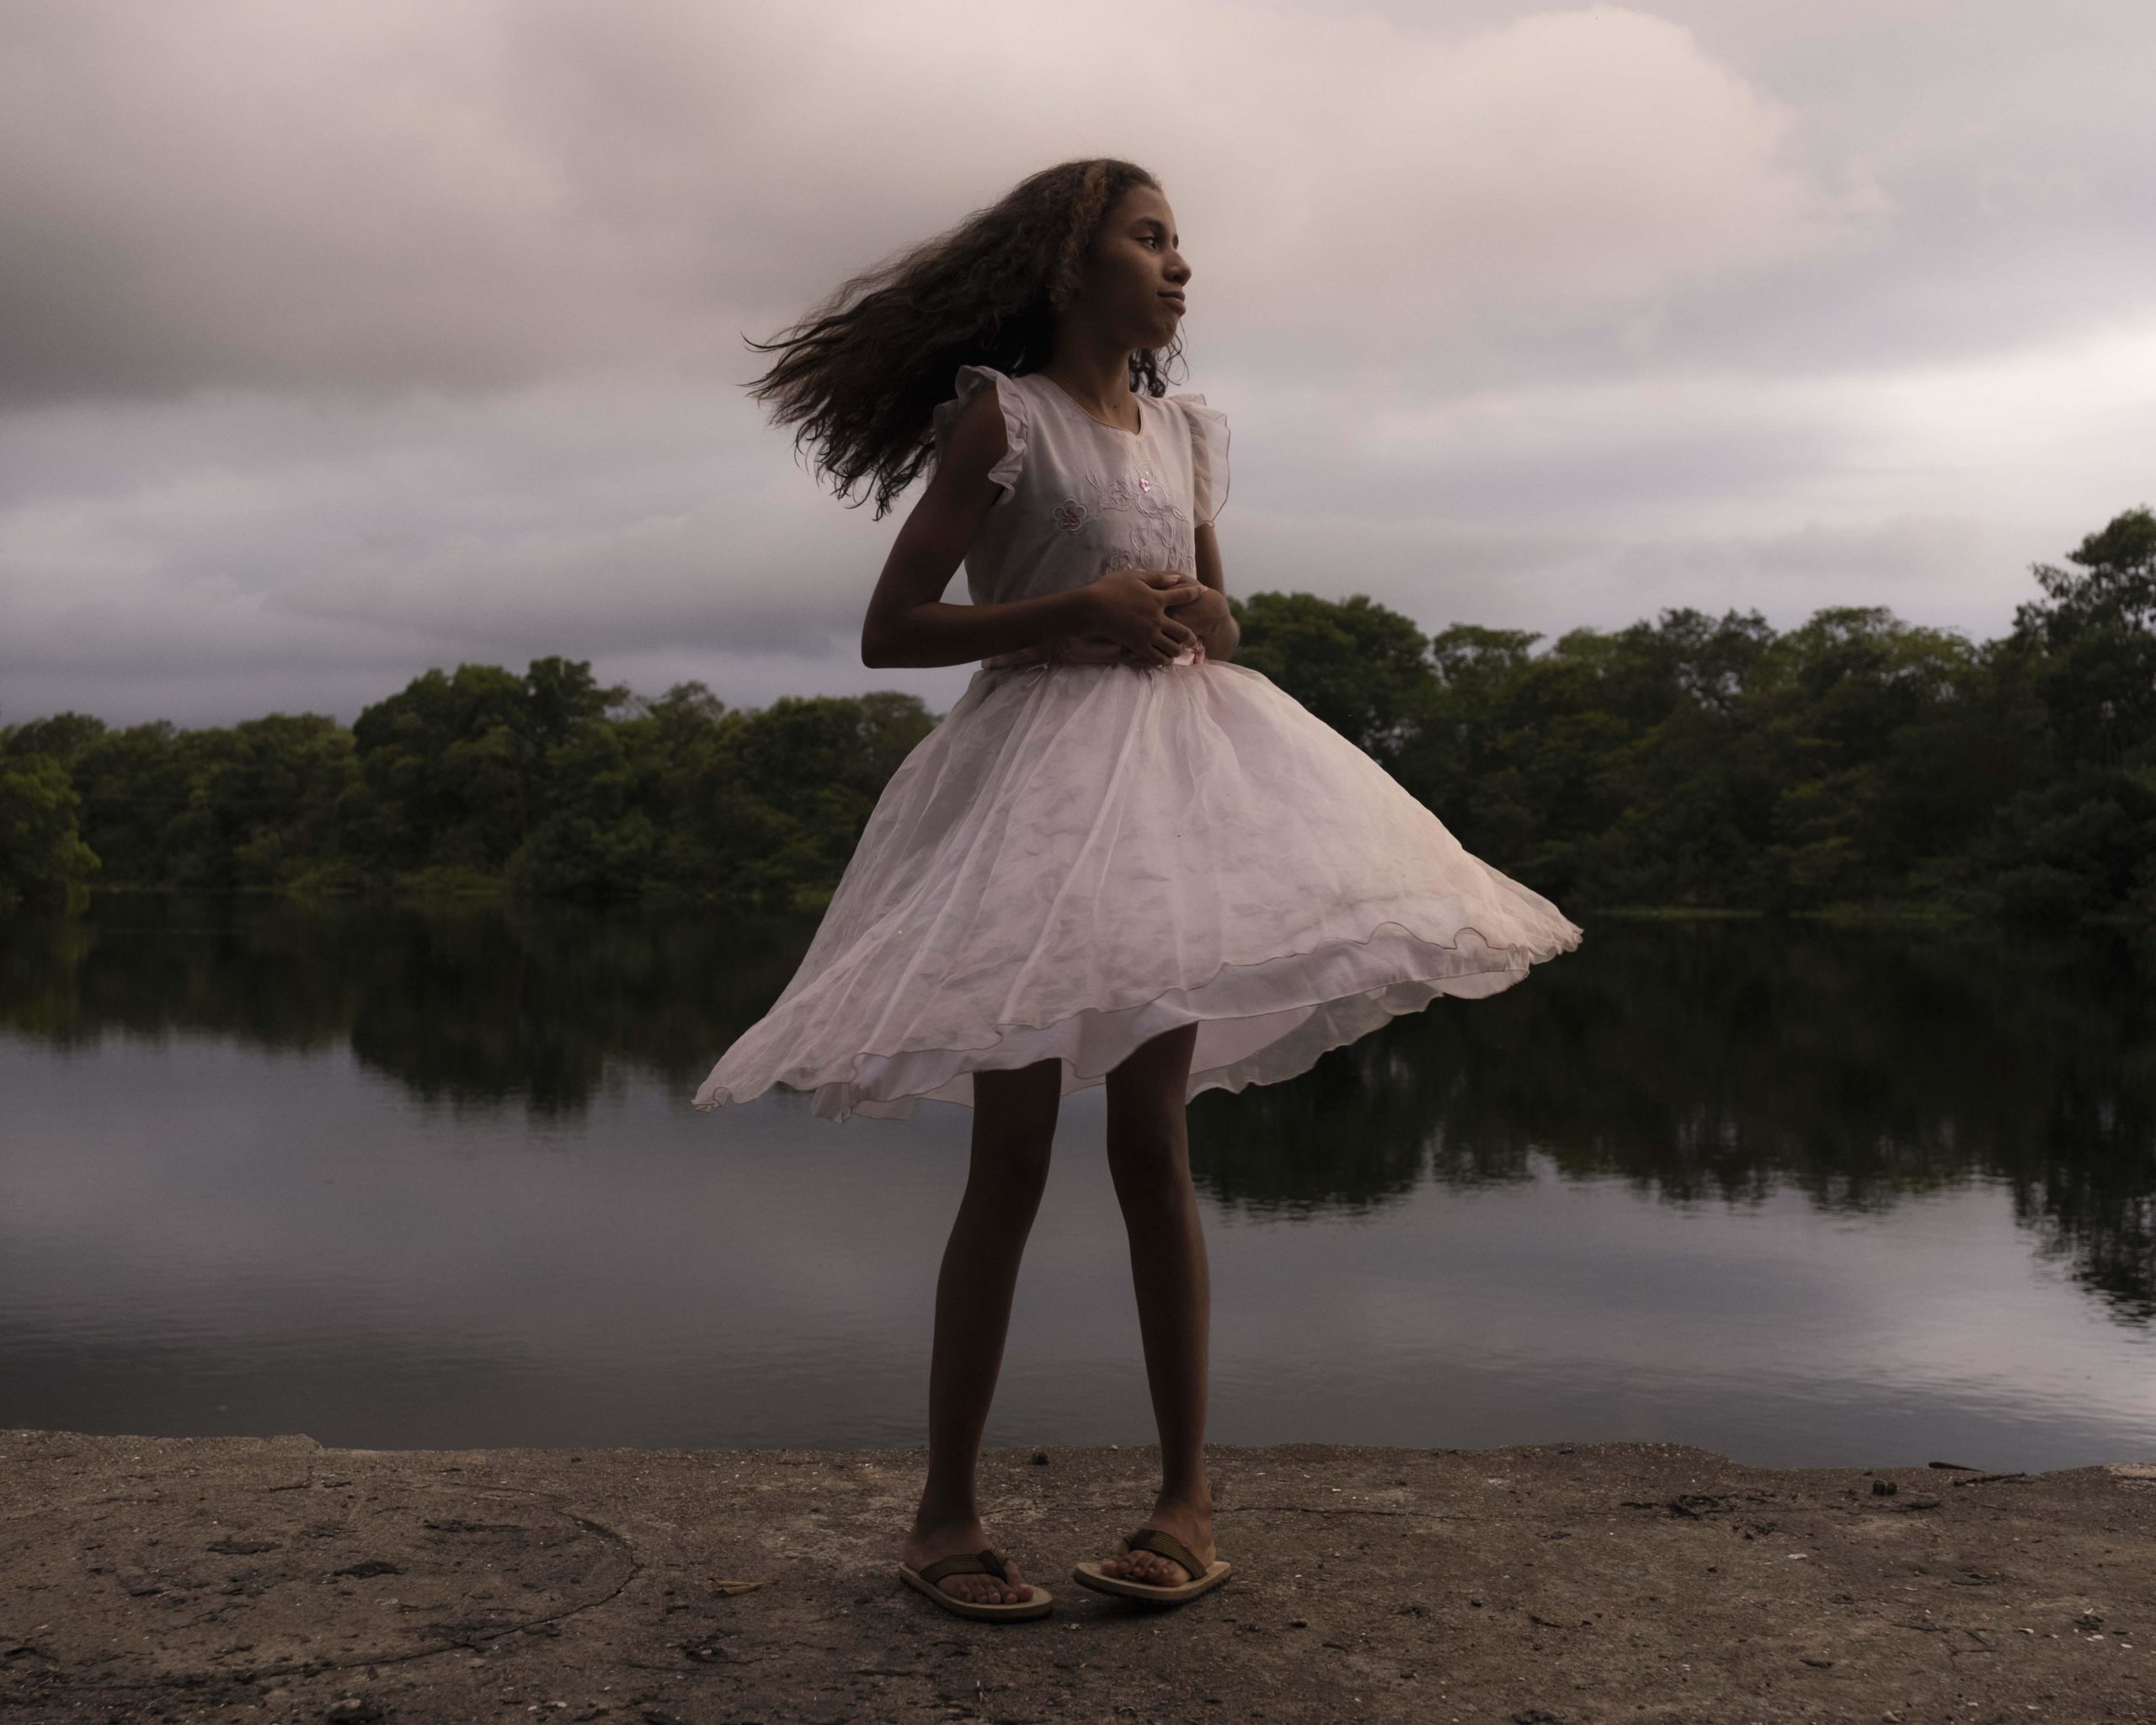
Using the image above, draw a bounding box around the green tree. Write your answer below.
[0,752,99,906]
[1231,591,1436,768]
[1976,507,2156,921]
[349,658,628,882]
[2012,505,2156,767]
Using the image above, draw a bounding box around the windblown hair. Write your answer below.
[744,158,1181,518]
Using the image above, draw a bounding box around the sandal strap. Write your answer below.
[1125,1526,1207,1583]
[916,1546,1010,1587]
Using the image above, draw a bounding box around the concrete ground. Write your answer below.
[3,1429,2151,1723]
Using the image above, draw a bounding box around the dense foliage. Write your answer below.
[4,507,2152,921]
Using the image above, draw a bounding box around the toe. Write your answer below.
[1134,1550,1192,1585]
[1091,1526,1209,1587]
[937,1565,1024,1605]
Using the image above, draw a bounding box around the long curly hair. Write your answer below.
[744,158,1182,519]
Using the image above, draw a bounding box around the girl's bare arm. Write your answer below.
[860,389,1099,670]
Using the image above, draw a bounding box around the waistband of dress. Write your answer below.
[980,636,1205,674]
[980,638,1125,671]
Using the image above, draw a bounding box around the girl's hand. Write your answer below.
[1160,579,1229,633]
[1080,569,1203,668]
[1124,575,1226,667]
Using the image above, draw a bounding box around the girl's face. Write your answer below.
[1070,183,1191,352]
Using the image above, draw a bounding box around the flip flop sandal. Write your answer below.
[898,1546,1053,1621]
[1070,1526,1232,1605]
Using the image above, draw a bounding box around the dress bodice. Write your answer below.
[928,366,1230,670]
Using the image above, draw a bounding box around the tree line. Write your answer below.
[4,506,2152,922]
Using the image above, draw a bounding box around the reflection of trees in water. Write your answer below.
[335,908,803,1116]
[0,898,360,1051]
[0,896,794,1116]
[1189,916,2156,1323]
[4,900,2152,1322]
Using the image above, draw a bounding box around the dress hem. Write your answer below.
[693,912,1582,1123]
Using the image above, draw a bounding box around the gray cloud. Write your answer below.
[0,1,1871,401]
[2,1,2152,725]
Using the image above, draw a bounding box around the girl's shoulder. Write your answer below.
[1160,391,1230,527]
[1160,389,1226,431]
[933,362,1031,426]
[929,365,1033,508]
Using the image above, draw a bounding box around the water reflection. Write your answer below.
[1185,916,2156,1328]
[0,896,795,1113]
[4,897,2152,1326]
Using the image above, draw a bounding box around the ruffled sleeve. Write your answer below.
[929,364,1027,507]
[1169,394,1231,526]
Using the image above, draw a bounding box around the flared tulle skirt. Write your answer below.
[694,654,1583,1120]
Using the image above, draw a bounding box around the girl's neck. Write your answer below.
[1038,345,1137,430]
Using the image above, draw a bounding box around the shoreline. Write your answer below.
[5,1429,2150,1722]
[46,885,2006,921]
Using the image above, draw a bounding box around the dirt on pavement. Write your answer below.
[3,1429,2152,1722]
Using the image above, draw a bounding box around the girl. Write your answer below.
[697,158,1582,1621]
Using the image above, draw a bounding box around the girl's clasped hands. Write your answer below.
[1075,569,1226,668]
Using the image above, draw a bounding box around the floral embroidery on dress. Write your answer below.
[1062,445,1197,576]
[1083,469,1185,524]
[1100,510,1197,576]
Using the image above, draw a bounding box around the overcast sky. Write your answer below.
[3,0,2153,728]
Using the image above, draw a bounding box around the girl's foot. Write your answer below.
[900,1521,1033,1605]
[1096,1493,1214,1585]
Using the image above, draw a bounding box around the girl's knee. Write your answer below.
[1106,1125,1192,1204]
[974,1132,1054,1187]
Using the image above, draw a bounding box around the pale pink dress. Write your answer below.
[694,365,1583,1119]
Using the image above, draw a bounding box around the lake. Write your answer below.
[2,895,2150,1472]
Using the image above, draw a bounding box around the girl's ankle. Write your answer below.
[911,1509,985,1539]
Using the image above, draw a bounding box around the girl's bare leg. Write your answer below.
[901,1057,1060,1605]
[1094,1021,1218,1586]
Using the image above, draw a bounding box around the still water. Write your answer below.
[2,897,2150,1471]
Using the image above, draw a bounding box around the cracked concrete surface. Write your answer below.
[3,1429,2153,1722]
